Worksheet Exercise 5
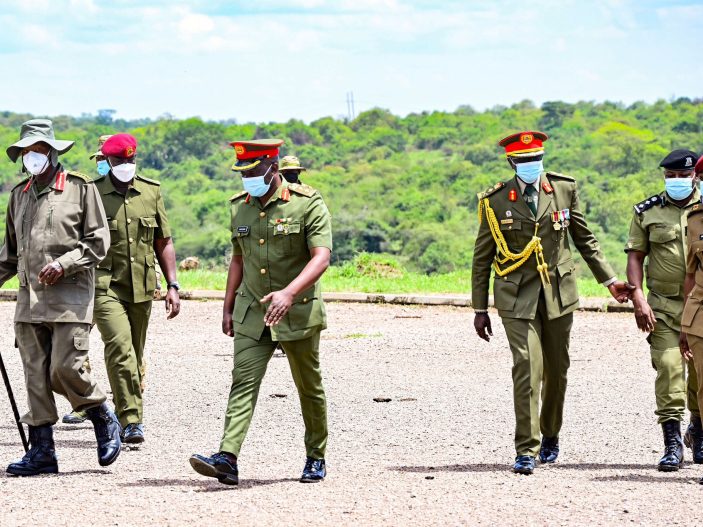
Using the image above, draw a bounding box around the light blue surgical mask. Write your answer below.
[242,165,272,197]
[96,160,110,176]
[515,160,543,185]
[665,177,694,201]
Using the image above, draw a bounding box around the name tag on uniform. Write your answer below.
[236,226,250,236]
[500,219,513,225]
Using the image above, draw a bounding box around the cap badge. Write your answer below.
[235,145,245,155]
[125,146,135,157]
[686,157,693,167]
[521,133,533,144]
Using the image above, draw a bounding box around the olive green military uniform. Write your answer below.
[220,181,332,459]
[472,172,616,457]
[92,174,171,427]
[682,202,703,426]
[0,169,110,425]
[626,190,700,424]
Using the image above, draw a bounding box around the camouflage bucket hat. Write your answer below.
[279,155,306,172]
[89,134,114,159]
[6,119,74,162]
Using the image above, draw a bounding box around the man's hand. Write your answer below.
[632,297,656,332]
[164,288,180,320]
[474,312,493,342]
[680,331,693,361]
[607,281,636,303]
[222,311,234,337]
[38,261,64,285]
[261,289,294,326]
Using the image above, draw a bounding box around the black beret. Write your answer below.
[659,149,698,170]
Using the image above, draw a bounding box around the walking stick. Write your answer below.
[0,349,28,452]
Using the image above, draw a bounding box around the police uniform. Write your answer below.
[625,149,701,469]
[472,131,619,474]
[92,133,173,441]
[190,139,332,485]
[0,119,122,475]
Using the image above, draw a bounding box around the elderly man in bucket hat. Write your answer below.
[0,119,122,476]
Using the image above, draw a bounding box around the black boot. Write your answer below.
[658,420,684,472]
[86,403,122,467]
[684,415,703,464]
[6,425,58,476]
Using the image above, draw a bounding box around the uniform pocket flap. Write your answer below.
[682,299,701,327]
[557,259,575,277]
[499,220,522,231]
[97,254,112,271]
[233,295,254,323]
[648,277,680,297]
[140,216,158,228]
[107,219,119,231]
[498,270,523,285]
[73,335,89,351]
[294,286,317,304]
[272,221,301,236]
[649,228,677,243]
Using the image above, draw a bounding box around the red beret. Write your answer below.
[696,155,703,175]
[101,133,137,158]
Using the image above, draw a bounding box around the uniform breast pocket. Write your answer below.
[139,217,158,243]
[499,220,522,248]
[271,221,302,256]
[233,227,251,256]
[649,226,677,245]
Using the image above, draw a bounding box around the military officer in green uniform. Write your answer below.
[626,149,702,470]
[62,134,113,426]
[190,139,332,485]
[0,119,122,475]
[92,133,181,444]
[279,155,306,184]
[472,131,633,475]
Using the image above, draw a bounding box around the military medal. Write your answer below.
[553,221,561,231]
[277,224,284,232]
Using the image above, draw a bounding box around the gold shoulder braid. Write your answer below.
[478,197,550,287]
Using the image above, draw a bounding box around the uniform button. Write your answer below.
[125,199,130,204]
[259,212,266,218]
[260,268,266,275]
[127,218,132,224]
[130,257,135,262]
[259,239,265,245]
[303,297,308,303]
[129,237,134,243]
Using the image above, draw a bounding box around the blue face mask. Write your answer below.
[242,165,272,197]
[96,160,110,176]
[515,160,543,185]
[665,177,694,201]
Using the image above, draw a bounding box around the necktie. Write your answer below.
[524,184,538,216]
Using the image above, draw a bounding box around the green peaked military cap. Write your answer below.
[229,138,284,171]
[6,118,74,162]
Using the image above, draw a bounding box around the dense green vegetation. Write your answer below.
[1,99,702,284]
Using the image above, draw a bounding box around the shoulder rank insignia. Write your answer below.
[65,170,91,183]
[478,181,506,200]
[288,183,316,197]
[136,174,161,186]
[633,194,661,215]
[545,171,575,181]
[229,190,248,202]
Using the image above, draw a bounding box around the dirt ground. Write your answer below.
[0,300,700,526]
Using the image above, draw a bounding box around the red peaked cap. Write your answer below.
[696,155,703,175]
[101,133,138,158]
[498,131,548,157]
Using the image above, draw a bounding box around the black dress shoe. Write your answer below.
[86,403,122,467]
[300,457,326,483]
[539,436,559,463]
[6,425,58,476]
[658,420,684,472]
[684,416,703,464]
[123,424,145,444]
[513,455,535,475]
[190,452,239,485]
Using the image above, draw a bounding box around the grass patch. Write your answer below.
[343,332,383,339]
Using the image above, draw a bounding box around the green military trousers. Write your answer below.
[14,322,106,426]
[649,319,700,423]
[94,290,152,427]
[220,328,328,459]
[685,334,703,426]
[501,295,573,457]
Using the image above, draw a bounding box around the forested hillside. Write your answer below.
[1,99,702,278]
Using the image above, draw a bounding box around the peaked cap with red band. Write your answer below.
[229,138,284,171]
[101,133,138,158]
[499,131,548,158]
[695,155,703,176]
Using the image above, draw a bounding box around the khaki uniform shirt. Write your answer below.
[230,182,332,341]
[0,168,109,323]
[93,174,171,303]
[472,172,615,320]
[625,189,700,330]
[682,200,703,337]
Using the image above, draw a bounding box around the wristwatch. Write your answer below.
[167,281,180,291]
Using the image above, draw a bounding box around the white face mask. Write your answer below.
[22,151,49,176]
[111,163,136,183]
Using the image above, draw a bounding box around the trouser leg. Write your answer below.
[540,307,573,439]
[688,357,700,418]
[502,313,544,457]
[15,323,57,426]
[687,334,703,427]
[219,330,276,456]
[649,320,686,424]
[281,331,328,459]
[127,299,152,404]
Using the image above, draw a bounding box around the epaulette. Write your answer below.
[229,190,248,202]
[689,199,703,215]
[11,177,31,192]
[288,183,317,197]
[633,194,663,215]
[135,174,160,186]
[65,170,93,183]
[477,181,506,200]
[545,171,575,181]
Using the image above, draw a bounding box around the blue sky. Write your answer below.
[0,0,701,123]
